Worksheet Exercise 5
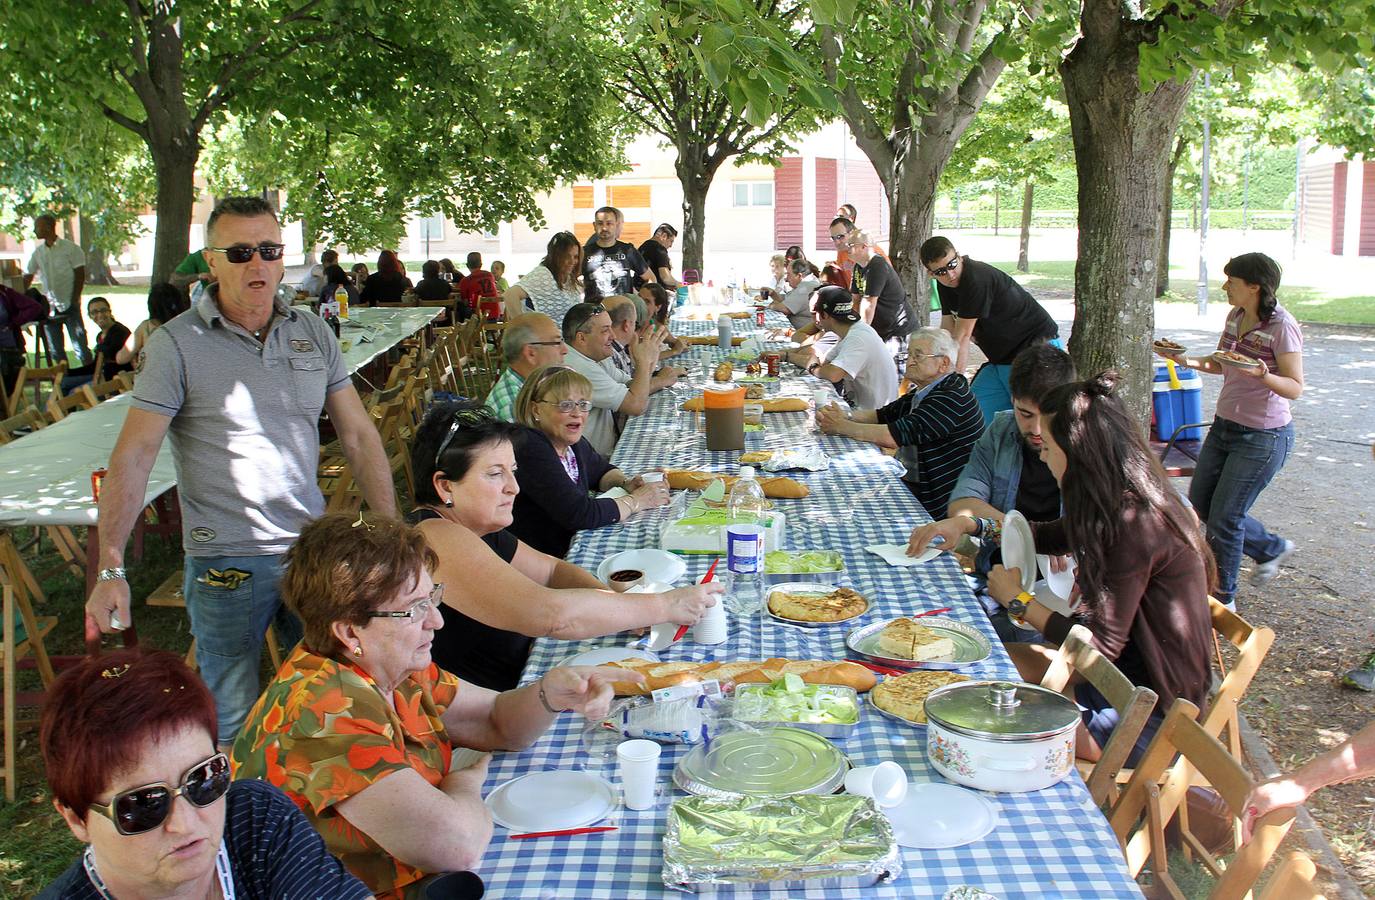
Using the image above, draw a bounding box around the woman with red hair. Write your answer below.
[38,648,368,899]
[359,249,413,306]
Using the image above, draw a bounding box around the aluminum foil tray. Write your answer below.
[663,793,902,892]
[846,617,992,670]
[673,727,847,798]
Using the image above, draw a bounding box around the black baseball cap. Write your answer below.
[812,285,859,322]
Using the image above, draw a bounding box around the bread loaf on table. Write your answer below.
[663,469,809,499]
[683,335,744,346]
[679,396,808,413]
[603,657,877,695]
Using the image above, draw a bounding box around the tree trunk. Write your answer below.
[993,190,1000,235]
[674,142,720,278]
[1156,133,1188,297]
[1017,179,1034,273]
[886,144,944,320]
[78,212,119,285]
[148,138,199,285]
[1061,11,1194,424]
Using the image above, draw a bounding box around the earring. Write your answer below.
[353,645,363,657]
[443,496,454,508]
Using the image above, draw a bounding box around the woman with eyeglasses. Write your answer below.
[232,513,636,897]
[406,400,721,691]
[510,366,671,556]
[39,647,369,899]
[503,231,583,320]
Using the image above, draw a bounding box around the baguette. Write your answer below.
[663,469,809,499]
[680,396,808,413]
[683,335,744,346]
[602,657,877,695]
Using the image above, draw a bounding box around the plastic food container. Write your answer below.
[731,684,860,739]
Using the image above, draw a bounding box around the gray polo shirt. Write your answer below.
[131,289,351,557]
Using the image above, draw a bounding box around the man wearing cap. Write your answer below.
[804,285,897,410]
[920,235,1060,425]
[638,224,679,289]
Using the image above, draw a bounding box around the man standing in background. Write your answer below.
[24,214,90,364]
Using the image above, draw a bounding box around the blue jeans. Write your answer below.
[1188,417,1294,605]
[971,364,1013,426]
[183,554,302,745]
[43,306,92,365]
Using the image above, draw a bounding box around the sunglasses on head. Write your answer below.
[927,257,960,278]
[207,243,286,263]
[434,407,496,466]
[88,753,231,835]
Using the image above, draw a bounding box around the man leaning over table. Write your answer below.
[24,213,91,365]
[638,222,680,289]
[908,342,1076,642]
[561,302,676,456]
[484,312,567,421]
[86,195,396,749]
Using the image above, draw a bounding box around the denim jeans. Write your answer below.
[1188,417,1294,605]
[183,554,303,745]
[43,306,92,365]
[971,363,1014,426]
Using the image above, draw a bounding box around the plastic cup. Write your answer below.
[617,739,662,810]
[640,471,665,484]
[844,761,908,808]
[814,389,831,408]
[692,600,728,645]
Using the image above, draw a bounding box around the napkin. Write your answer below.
[865,544,941,567]
[598,486,629,500]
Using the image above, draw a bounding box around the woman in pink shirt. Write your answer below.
[1156,252,1304,609]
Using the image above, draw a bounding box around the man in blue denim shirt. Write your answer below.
[914,343,1077,641]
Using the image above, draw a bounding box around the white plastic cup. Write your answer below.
[617,739,662,810]
[692,600,728,645]
[640,471,665,484]
[844,761,908,808]
[813,389,831,409]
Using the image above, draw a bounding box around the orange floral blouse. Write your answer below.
[231,644,460,899]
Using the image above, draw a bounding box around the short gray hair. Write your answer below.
[604,295,637,328]
[911,326,958,366]
[502,313,554,364]
[206,196,278,243]
[788,259,812,277]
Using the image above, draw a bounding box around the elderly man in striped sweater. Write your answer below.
[817,326,983,519]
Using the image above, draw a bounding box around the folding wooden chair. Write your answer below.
[45,383,98,422]
[6,361,66,417]
[87,376,126,403]
[1258,851,1324,900]
[1109,699,1296,899]
[1040,624,1158,807]
[0,406,47,444]
[2,584,58,801]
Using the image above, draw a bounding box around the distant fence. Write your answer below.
[931,208,1293,231]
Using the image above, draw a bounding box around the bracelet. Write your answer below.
[97,567,128,583]
[537,676,564,715]
[961,514,982,538]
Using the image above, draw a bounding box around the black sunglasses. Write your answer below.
[207,243,286,263]
[434,407,496,466]
[88,753,231,835]
[927,257,960,278]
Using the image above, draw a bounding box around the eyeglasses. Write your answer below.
[88,753,231,835]
[435,408,495,466]
[908,352,943,361]
[540,398,593,414]
[368,583,445,621]
[829,232,850,243]
[206,243,286,263]
[526,340,564,348]
[927,257,960,278]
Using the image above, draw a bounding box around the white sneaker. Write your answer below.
[1250,539,1296,585]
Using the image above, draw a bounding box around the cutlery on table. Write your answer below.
[508,826,618,840]
[913,607,952,618]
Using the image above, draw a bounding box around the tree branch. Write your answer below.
[100,102,149,141]
[819,24,890,173]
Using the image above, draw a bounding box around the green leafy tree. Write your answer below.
[0,0,627,283]
[627,0,820,273]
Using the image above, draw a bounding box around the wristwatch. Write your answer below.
[1007,590,1034,622]
[97,567,128,583]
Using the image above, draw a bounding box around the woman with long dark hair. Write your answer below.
[503,231,583,319]
[359,249,413,306]
[910,372,1215,762]
[1155,251,1303,609]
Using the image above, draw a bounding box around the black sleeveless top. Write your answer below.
[407,508,532,691]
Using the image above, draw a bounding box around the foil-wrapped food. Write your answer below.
[662,794,901,892]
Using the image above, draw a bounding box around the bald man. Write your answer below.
[485,312,568,421]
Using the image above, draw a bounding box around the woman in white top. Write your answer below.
[504,232,582,321]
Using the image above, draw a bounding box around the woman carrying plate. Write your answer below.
[908,373,1214,763]
[510,365,670,557]
[231,513,640,898]
[406,401,722,690]
[1154,252,1303,610]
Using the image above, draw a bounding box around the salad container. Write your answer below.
[763,549,845,585]
[731,681,860,739]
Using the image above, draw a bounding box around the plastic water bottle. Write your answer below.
[717,314,732,350]
[725,466,767,615]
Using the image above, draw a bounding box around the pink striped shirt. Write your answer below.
[1214,304,1302,429]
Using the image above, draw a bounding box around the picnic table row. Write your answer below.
[474,314,1142,898]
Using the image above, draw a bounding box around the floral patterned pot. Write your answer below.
[924,681,1080,793]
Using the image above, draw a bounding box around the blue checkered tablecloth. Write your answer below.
[472,328,1141,898]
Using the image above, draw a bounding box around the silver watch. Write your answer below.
[97,567,128,582]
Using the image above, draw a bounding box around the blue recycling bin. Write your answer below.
[1152,364,1204,442]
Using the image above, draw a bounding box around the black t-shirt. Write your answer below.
[638,238,672,283]
[414,276,452,301]
[359,270,412,306]
[407,509,531,691]
[1015,441,1061,522]
[94,322,132,381]
[583,240,649,301]
[850,255,913,341]
[936,257,1058,364]
[39,780,369,900]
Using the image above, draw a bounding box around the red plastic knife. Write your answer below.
[674,557,721,642]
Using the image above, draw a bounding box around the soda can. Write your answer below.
[764,352,781,378]
[91,468,108,503]
[754,305,765,326]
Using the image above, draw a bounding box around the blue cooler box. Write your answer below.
[1152,364,1203,442]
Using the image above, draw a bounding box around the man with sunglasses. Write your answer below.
[920,234,1060,425]
[86,195,396,749]
[485,312,567,421]
[561,302,674,455]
